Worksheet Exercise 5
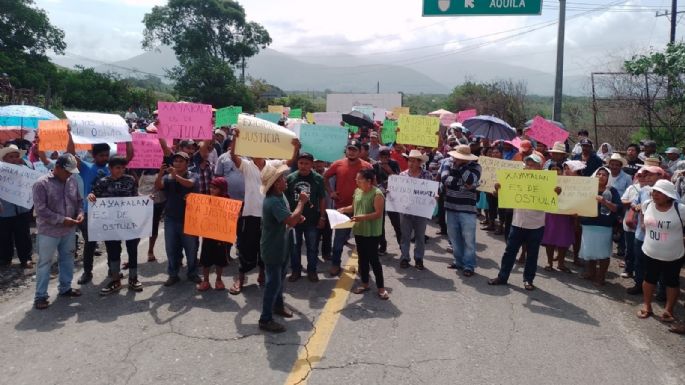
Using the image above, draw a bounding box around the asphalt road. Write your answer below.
[1,219,684,385]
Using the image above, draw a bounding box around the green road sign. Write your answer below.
[423,0,543,16]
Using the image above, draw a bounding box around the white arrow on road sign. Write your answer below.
[465,0,475,8]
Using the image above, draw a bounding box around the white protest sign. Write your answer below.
[313,112,343,126]
[326,209,354,229]
[0,162,47,209]
[386,175,439,219]
[64,111,132,144]
[88,196,153,241]
[477,157,525,193]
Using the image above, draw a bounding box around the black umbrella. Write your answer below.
[342,110,373,128]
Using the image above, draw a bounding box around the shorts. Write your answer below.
[200,238,228,268]
[642,255,684,288]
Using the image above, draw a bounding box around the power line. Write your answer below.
[61,51,169,79]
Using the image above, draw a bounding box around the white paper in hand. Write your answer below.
[326,209,354,229]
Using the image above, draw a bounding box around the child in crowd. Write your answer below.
[197,177,230,291]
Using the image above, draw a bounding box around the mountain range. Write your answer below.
[51,46,589,96]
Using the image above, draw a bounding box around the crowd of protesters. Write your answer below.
[1,108,685,335]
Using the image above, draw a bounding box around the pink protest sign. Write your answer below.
[117,133,164,169]
[157,102,213,140]
[526,116,569,148]
[440,113,457,126]
[457,109,477,123]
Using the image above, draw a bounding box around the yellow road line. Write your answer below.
[284,252,359,385]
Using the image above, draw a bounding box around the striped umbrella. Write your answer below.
[0,105,58,142]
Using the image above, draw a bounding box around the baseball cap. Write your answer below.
[55,153,79,174]
[579,138,593,146]
[643,140,657,147]
[524,154,543,164]
[347,140,361,150]
[172,151,190,160]
[665,147,681,154]
[179,140,196,148]
[298,152,314,161]
[369,131,378,138]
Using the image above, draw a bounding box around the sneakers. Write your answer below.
[259,320,285,333]
[100,280,122,296]
[128,279,143,292]
[164,276,181,287]
[77,272,93,285]
[307,271,319,282]
[288,271,301,282]
[400,260,410,269]
[415,260,425,270]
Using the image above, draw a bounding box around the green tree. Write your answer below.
[624,42,685,147]
[0,0,65,55]
[448,80,527,128]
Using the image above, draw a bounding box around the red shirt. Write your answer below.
[324,158,372,208]
[390,150,408,171]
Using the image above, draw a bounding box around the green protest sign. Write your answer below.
[289,108,302,119]
[381,119,397,144]
[215,106,242,128]
[345,123,358,134]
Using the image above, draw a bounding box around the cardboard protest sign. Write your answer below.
[557,176,598,217]
[88,196,153,241]
[215,106,242,128]
[116,133,163,169]
[184,193,242,243]
[457,109,478,123]
[381,119,397,144]
[391,107,410,119]
[156,102,213,140]
[496,170,558,212]
[477,157,525,193]
[268,105,284,114]
[256,113,281,124]
[526,116,569,148]
[440,113,457,126]
[386,175,440,219]
[235,114,297,159]
[299,124,348,162]
[396,115,439,148]
[64,111,132,144]
[289,108,302,119]
[0,162,47,209]
[313,112,342,126]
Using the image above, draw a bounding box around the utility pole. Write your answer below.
[377,81,380,94]
[552,0,566,122]
[656,0,683,44]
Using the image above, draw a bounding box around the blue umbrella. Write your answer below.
[0,105,58,141]
[462,115,516,141]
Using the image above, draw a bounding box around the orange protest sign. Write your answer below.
[38,120,91,152]
[183,193,242,243]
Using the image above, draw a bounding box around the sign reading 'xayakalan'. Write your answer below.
[423,0,542,16]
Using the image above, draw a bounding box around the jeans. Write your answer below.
[486,193,498,224]
[400,214,428,262]
[437,193,447,233]
[0,212,33,265]
[498,209,513,240]
[624,231,635,274]
[291,225,319,273]
[259,260,288,323]
[497,226,544,283]
[35,230,76,301]
[633,239,645,286]
[164,216,199,278]
[355,235,384,288]
[380,211,402,251]
[237,216,263,274]
[78,216,98,274]
[331,228,352,267]
[105,238,140,280]
[445,211,477,271]
[318,219,332,258]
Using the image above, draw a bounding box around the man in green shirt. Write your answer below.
[286,152,326,283]
[259,163,309,333]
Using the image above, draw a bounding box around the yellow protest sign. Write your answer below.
[183,193,242,243]
[268,105,284,114]
[496,169,558,212]
[392,107,410,118]
[396,114,439,148]
[235,114,297,159]
[477,157,525,193]
[557,176,598,217]
[306,112,315,124]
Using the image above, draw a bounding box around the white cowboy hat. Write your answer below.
[607,153,627,167]
[548,141,567,154]
[260,163,291,195]
[406,149,429,164]
[0,144,26,161]
[448,145,478,161]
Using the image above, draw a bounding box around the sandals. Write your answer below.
[215,280,226,290]
[197,281,211,292]
[352,286,370,294]
[228,281,243,295]
[100,281,122,296]
[660,312,676,323]
[378,289,390,300]
[147,255,157,263]
[636,309,653,319]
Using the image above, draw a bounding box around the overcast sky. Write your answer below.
[36,0,683,75]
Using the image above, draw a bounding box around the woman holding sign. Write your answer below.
[338,169,389,300]
[579,167,621,286]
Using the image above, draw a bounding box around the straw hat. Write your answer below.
[0,144,26,160]
[607,153,627,167]
[407,149,429,164]
[548,141,567,154]
[260,163,290,195]
[643,157,661,167]
[652,179,678,200]
[448,145,478,161]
